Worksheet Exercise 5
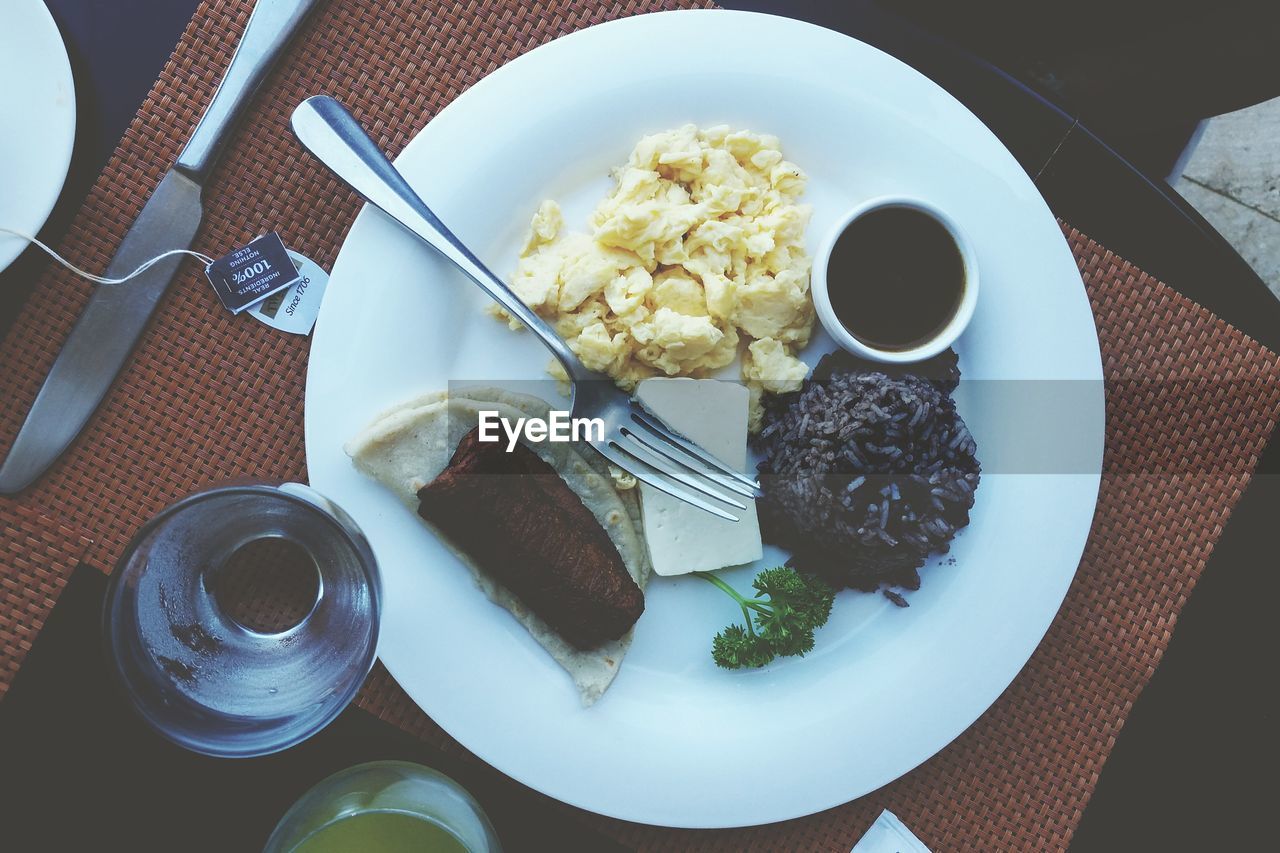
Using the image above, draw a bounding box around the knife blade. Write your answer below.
[0,0,320,494]
[0,172,202,493]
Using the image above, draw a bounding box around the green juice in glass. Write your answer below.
[265,762,500,853]
[292,810,468,853]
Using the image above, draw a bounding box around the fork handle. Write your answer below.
[290,95,585,380]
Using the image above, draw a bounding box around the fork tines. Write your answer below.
[596,403,762,523]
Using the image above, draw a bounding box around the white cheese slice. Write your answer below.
[636,378,763,576]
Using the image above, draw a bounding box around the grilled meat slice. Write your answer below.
[417,429,644,648]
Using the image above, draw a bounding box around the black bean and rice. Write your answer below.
[754,350,979,604]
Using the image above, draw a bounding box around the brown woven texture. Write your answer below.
[0,505,93,699]
[1,0,1278,849]
[209,536,321,633]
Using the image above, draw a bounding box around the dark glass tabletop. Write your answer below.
[2,1,1274,848]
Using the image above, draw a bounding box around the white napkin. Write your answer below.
[851,810,931,853]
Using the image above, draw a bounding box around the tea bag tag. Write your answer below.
[246,251,329,336]
[204,231,300,314]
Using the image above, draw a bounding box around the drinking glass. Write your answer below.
[102,481,380,757]
[263,761,502,853]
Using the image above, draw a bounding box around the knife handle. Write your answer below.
[175,0,322,184]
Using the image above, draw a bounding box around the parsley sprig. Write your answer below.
[694,567,835,669]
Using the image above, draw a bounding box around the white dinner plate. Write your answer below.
[306,10,1103,828]
[0,0,76,274]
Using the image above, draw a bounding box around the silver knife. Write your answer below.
[0,0,321,494]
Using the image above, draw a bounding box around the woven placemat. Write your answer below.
[0,504,93,700]
[1,1,1278,850]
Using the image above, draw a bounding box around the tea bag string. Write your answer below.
[0,226,214,285]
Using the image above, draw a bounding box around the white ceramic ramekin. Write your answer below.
[811,196,979,363]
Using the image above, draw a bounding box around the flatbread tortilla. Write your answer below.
[344,387,650,705]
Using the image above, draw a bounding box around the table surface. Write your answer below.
[2,0,1275,848]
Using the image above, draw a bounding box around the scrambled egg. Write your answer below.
[495,124,814,429]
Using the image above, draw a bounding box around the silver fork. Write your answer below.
[290,95,760,520]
